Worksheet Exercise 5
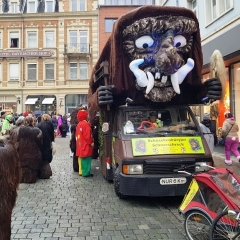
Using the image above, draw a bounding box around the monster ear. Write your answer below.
[210,50,226,100]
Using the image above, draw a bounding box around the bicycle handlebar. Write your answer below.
[174,163,215,175]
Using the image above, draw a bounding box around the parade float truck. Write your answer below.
[88,6,223,198]
[91,62,213,199]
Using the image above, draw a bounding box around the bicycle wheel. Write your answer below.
[210,210,240,240]
[184,210,212,240]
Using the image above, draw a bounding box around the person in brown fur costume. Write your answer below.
[0,131,20,240]
[18,116,43,183]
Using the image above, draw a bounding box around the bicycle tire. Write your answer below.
[210,210,240,240]
[184,210,212,240]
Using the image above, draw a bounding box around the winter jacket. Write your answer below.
[59,121,68,137]
[221,118,239,139]
[75,120,93,158]
[51,118,58,129]
[37,121,55,163]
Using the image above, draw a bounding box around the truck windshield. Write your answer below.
[123,107,199,137]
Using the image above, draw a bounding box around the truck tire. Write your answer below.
[113,167,128,199]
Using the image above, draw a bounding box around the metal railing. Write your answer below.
[64,44,91,54]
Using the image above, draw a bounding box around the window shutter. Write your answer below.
[10,32,19,38]
[9,63,19,80]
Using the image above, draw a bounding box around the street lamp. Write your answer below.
[17,97,21,104]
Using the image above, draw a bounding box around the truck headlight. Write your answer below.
[123,164,143,175]
[195,162,210,172]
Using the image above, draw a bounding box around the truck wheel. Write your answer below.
[113,167,128,199]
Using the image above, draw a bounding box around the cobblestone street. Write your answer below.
[10,135,240,240]
[11,136,186,240]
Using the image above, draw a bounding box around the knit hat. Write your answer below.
[23,111,29,117]
[77,110,88,121]
[203,113,210,121]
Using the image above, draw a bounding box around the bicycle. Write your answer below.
[178,164,240,240]
[210,209,240,240]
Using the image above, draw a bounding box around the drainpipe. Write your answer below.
[21,11,24,113]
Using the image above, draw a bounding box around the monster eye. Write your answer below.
[135,36,154,49]
[174,35,187,48]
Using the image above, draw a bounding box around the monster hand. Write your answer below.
[202,78,222,104]
[98,85,115,105]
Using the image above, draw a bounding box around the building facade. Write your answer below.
[0,0,98,115]
[98,0,162,54]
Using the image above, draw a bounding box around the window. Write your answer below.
[45,0,54,12]
[0,63,2,81]
[80,63,88,79]
[10,32,19,48]
[45,31,55,47]
[70,63,77,80]
[205,0,233,24]
[191,0,197,17]
[27,0,36,13]
[27,63,37,80]
[69,31,77,47]
[79,0,86,10]
[27,31,37,48]
[79,31,87,52]
[105,18,117,32]
[9,63,19,81]
[69,62,88,80]
[11,2,18,13]
[69,30,88,53]
[104,0,153,4]
[71,0,86,11]
[45,63,54,80]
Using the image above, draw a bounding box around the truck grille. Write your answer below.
[143,159,195,174]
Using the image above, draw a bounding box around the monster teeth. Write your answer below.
[146,72,155,94]
[155,72,160,79]
[129,59,148,87]
[171,73,180,94]
[161,75,167,83]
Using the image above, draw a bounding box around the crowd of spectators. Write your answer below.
[0,110,71,183]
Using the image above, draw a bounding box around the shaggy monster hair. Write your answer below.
[0,132,20,240]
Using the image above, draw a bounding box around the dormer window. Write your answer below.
[11,2,18,13]
[27,0,36,13]
[45,0,54,12]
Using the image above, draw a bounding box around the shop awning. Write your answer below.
[25,98,38,105]
[42,98,55,104]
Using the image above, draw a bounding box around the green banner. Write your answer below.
[132,137,205,156]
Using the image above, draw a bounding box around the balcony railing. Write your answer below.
[64,44,91,55]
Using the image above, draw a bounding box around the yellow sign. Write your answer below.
[179,179,199,211]
[131,136,205,156]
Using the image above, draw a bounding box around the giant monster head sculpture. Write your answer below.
[95,6,202,100]
[88,6,206,120]
[122,10,200,102]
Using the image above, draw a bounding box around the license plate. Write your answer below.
[160,177,187,185]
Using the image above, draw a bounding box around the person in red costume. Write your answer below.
[75,109,94,177]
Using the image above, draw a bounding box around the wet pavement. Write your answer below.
[10,136,240,240]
